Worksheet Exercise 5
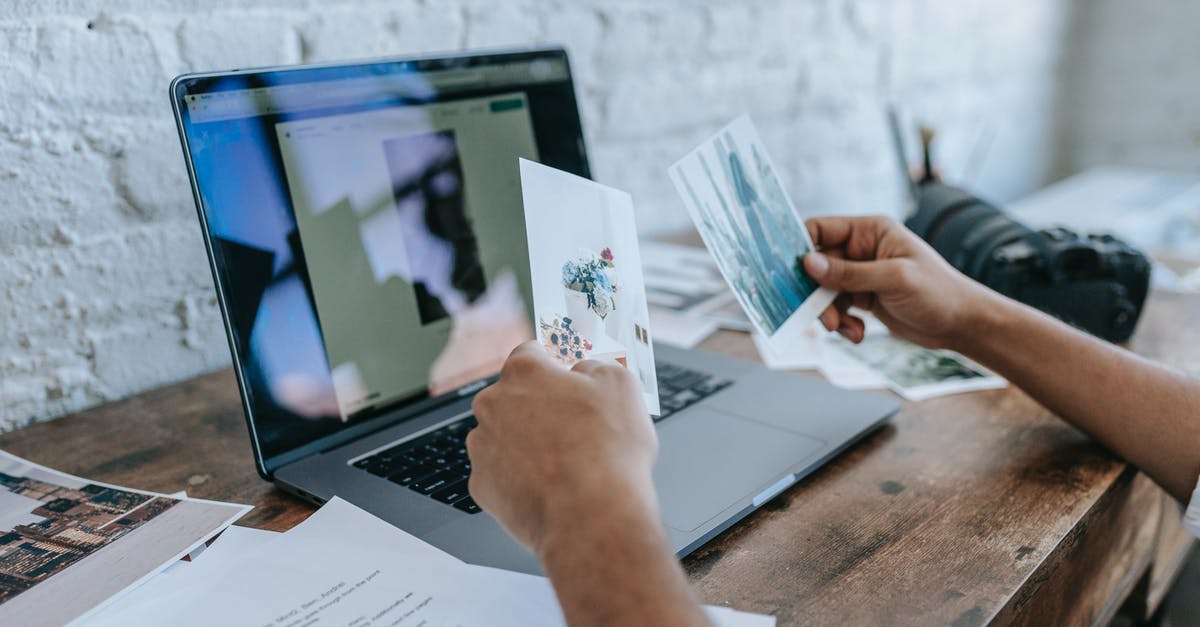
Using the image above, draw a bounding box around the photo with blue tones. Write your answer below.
[669,115,833,342]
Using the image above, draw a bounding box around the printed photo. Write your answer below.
[0,451,247,625]
[519,159,660,415]
[668,114,835,350]
[835,334,1007,401]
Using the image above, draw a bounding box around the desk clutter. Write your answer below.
[643,241,1007,401]
[0,451,772,626]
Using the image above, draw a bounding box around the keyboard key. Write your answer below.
[399,452,428,466]
[365,464,393,478]
[410,471,463,495]
[673,390,700,404]
[388,465,436,487]
[431,479,470,504]
[453,497,482,514]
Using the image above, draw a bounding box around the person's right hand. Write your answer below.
[467,342,660,558]
[802,216,1001,350]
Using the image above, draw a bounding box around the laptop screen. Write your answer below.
[173,49,589,471]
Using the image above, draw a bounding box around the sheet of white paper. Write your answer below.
[751,325,823,370]
[667,114,836,352]
[82,526,280,626]
[650,309,720,349]
[697,293,754,331]
[520,159,661,415]
[83,498,513,626]
[190,525,278,565]
[85,498,773,627]
[473,564,775,627]
[641,241,732,312]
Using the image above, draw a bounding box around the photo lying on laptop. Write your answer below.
[667,114,836,353]
[519,159,661,416]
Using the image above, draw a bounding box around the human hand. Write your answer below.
[802,215,1000,350]
[467,342,660,558]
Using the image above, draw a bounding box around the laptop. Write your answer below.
[169,47,898,574]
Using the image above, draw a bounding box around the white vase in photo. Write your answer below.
[564,287,600,341]
[601,309,615,338]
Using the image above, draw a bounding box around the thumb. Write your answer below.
[803,252,900,293]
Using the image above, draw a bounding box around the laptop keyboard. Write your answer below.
[351,363,732,513]
[352,416,482,514]
[654,362,733,421]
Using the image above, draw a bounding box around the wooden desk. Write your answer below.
[1,291,1195,625]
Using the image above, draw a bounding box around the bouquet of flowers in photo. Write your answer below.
[539,316,593,365]
[561,247,619,319]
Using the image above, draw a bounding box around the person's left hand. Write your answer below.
[467,342,660,557]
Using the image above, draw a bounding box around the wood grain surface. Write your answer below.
[1,290,1196,625]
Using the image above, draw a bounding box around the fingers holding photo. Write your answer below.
[822,294,867,343]
[805,215,897,260]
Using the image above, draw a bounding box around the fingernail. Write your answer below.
[806,252,829,278]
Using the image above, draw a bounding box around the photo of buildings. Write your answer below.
[669,115,821,337]
[0,470,177,604]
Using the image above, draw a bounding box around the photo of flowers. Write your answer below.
[520,159,660,415]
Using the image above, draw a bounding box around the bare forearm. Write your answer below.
[954,292,1200,502]
[538,499,711,627]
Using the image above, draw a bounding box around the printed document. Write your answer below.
[87,497,774,626]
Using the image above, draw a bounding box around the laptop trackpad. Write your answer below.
[654,407,824,533]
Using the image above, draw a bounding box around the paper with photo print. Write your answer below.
[0,449,249,627]
[668,114,836,352]
[519,159,660,415]
[833,334,1007,401]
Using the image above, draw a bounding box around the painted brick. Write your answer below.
[298,4,465,62]
[7,0,1191,429]
[177,11,303,71]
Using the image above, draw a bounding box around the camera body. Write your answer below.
[904,181,1152,342]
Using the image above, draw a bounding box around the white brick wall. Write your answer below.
[1,0,1080,428]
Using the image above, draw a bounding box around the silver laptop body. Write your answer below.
[170,47,898,574]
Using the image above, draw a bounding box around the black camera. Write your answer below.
[904,181,1152,343]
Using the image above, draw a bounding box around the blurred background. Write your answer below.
[1,0,1199,429]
